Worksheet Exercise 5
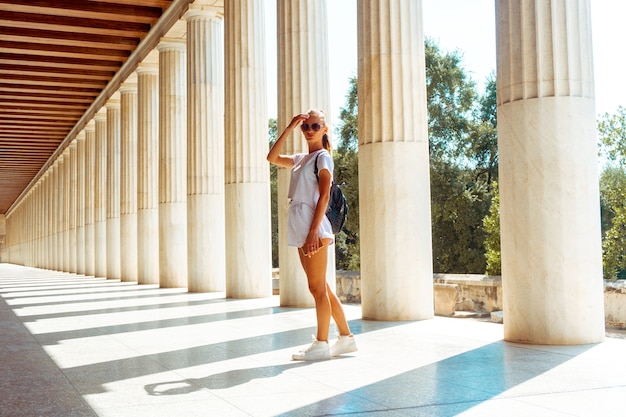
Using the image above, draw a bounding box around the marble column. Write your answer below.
[76,130,86,275]
[42,172,49,269]
[51,160,59,270]
[45,164,52,269]
[106,99,121,280]
[69,139,78,273]
[94,109,107,278]
[137,63,160,285]
[224,0,272,298]
[62,148,71,272]
[358,0,434,320]
[157,38,188,288]
[84,121,96,277]
[496,0,604,344]
[120,82,138,282]
[276,0,334,307]
[186,9,225,293]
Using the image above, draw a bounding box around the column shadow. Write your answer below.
[144,362,311,395]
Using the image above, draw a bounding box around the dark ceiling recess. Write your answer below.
[0,0,176,214]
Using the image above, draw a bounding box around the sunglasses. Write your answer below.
[301,123,323,132]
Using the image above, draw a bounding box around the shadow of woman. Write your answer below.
[145,362,311,396]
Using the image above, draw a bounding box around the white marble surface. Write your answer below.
[2,264,626,417]
[498,98,604,344]
[359,142,434,321]
[136,64,160,286]
[357,0,433,320]
[157,39,188,288]
[186,12,226,293]
[224,0,272,299]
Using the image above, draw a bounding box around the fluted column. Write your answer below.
[94,109,107,278]
[106,99,121,280]
[42,172,49,268]
[137,63,160,285]
[358,0,433,320]
[41,168,52,269]
[496,0,604,344]
[51,160,59,270]
[84,121,96,276]
[120,82,138,282]
[69,139,78,273]
[76,130,86,275]
[62,148,71,272]
[157,38,188,288]
[224,0,272,298]
[186,9,225,293]
[277,0,334,307]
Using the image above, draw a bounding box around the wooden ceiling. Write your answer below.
[0,0,189,215]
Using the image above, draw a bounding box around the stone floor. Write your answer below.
[1,263,626,417]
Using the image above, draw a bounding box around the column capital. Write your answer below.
[185,6,223,21]
[94,108,107,122]
[157,37,186,52]
[119,83,137,94]
[136,62,159,76]
[85,120,96,132]
[106,98,121,110]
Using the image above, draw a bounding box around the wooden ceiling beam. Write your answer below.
[0,11,152,34]
[0,53,122,71]
[0,0,163,23]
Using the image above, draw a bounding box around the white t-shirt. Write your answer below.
[287,149,335,247]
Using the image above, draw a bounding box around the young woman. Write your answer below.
[267,109,357,360]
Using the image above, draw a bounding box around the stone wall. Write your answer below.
[605,280,626,329]
[332,271,625,330]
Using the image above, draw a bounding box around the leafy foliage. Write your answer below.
[483,181,501,275]
[426,40,498,274]
[333,76,360,270]
[598,106,626,166]
[268,118,279,267]
[597,106,626,279]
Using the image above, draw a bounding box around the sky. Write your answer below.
[264,0,625,131]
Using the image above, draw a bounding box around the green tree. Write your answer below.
[483,181,501,275]
[426,39,497,273]
[467,74,498,187]
[268,118,279,267]
[600,167,626,279]
[597,107,626,279]
[334,76,360,270]
[426,38,476,163]
[598,106,626,166]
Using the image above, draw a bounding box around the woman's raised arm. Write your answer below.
[267,113,309,168]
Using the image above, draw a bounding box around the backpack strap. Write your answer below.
[313,150,329,182]
[314,153,320,182]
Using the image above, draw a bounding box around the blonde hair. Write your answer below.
[308,109,331,153]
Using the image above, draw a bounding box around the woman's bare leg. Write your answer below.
[326,282,351,335]
[299,244,331,341]
[299,240,351,340]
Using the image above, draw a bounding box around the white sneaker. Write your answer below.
[292,338,330,361]
[330,334,358,357]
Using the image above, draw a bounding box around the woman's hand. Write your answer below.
[290,113,309,129]
[303,229,322,257]
[268,113,309,168]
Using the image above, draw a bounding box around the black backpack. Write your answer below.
[314,153,348,234]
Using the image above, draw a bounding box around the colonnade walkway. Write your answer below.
[1,263,625,417]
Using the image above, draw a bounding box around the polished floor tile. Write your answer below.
[1,263,626,417]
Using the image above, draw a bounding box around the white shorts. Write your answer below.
[287,201,335,247]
